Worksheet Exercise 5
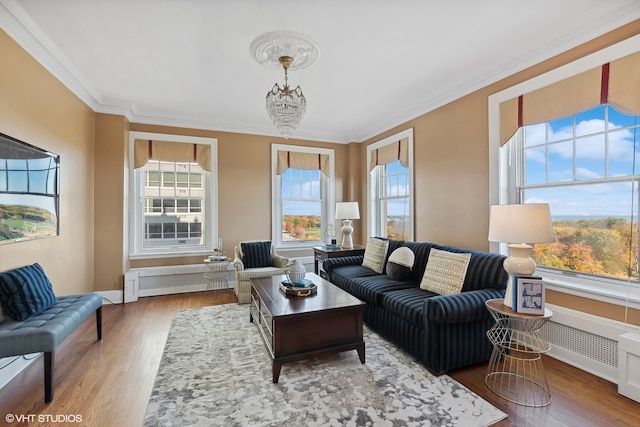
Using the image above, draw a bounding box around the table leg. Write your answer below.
[272,360,282,383]
[356,342,365,364]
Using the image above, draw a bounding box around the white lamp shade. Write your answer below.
[335,202,360,220]
[488,203,555,244]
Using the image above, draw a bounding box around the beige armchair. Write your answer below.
[233,240,289,303]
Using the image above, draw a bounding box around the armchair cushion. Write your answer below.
[241,241,273,268]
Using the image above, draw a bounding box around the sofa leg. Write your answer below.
[96,307,102,340]
[44,351,54,403]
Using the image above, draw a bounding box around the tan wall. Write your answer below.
[94,114,128,290]
[0,30,95,295]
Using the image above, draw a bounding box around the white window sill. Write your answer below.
[129,250,213,261]
[539,268,640,311]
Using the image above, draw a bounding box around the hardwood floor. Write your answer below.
[1,290,638,426]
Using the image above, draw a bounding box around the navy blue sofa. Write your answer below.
[322,240,508,374]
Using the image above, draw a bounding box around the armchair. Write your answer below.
[233,240,289,303]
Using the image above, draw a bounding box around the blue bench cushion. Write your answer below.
[0,263,57,321]
[0,293,102,357]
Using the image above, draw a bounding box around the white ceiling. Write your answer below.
[2,0,640,143]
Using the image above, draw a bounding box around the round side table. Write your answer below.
[204,258,231,290]
[484,298,553,407]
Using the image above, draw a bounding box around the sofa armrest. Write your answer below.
[424,288,505,324]
[322,255,364,277]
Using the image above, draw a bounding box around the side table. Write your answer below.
[313,245,366,278]
[204,258,231,290]
[484,298,553,407]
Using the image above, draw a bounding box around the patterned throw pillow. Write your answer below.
[420,249,471,295]
[362,238,390,274]
[0,263,58,321]
[241,241,273,268]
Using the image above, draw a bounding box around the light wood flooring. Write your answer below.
[0,290,639,426]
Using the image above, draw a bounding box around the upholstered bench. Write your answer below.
[0,264,103,402]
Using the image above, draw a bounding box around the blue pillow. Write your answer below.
[241,241,273,268]
[0,263,57,321]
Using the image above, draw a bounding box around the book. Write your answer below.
[515,276,545,315]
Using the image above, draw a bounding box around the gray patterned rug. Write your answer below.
[144,304,506,426]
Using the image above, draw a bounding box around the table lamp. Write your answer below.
[335,202,360,249]
[488,203,555,308]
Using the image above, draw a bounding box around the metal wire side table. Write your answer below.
[204,258,231,290]
[485,299,553,407]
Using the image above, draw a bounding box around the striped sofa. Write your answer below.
[322,240,507,375]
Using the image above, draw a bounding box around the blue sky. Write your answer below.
[0,158,57,214]
[523,105,639,218]
[281,162,410,218]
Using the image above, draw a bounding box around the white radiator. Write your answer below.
[541,303,639,385]
[124,263,233,302]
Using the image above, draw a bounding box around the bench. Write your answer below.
[0,263,103,403]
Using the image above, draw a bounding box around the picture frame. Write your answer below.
[515,276,545,315]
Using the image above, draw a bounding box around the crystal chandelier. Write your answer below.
[265,56,306,139]
[251,31,319,139]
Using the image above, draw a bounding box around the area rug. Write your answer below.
[144,304,506,426]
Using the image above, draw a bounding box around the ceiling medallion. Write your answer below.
[251,31,320,138]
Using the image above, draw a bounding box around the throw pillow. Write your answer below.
[362,238,389,274]
[0,263,57,321]
[386,247,415,281]
[420,248,471,295]
[241,241,273,268]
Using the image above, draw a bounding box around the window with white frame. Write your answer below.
[490,36,640,302]
[367,129,414,241]
[272,144,334,248]
[511,105,639,281]
[129,132,218,257]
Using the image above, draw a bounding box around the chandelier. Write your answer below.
[251,31,320,138]
[265,56,306,138]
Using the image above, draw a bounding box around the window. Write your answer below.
[272,144,334,249]
[488,36,640,308]
[513,105,639,281]
[142,160,205,247]
[129,132,217,257]
[367,129,414,241]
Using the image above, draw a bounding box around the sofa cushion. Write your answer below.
[241,241,272,268]
[362,238,389,274]
[386,247,415,281]
[329,265,380,294]
[0,263,58,321]
[420,248,471,295]
[381,287,437,327]
[347,275,416,306]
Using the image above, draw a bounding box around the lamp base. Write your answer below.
[340,219,354,249]
[503,243,537,308]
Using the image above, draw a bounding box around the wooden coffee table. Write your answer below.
[249,272,366,383]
